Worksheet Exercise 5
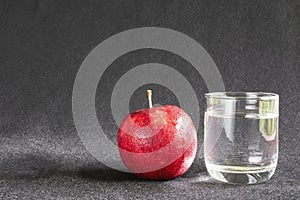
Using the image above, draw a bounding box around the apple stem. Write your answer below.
[147,90,153,108]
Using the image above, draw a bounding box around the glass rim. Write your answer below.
[205,92,279,100]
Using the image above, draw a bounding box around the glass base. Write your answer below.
[206,163,276,185]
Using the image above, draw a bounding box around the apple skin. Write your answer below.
[118,105,197,180]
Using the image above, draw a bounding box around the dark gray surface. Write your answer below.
[0,0,299,199]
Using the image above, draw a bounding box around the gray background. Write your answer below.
[0,0,299,199]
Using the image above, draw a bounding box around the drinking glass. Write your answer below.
[204,92,279,184]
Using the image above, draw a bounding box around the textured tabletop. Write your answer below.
[0,0,299,199]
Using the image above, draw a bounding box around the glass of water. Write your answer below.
[204,92,279,184]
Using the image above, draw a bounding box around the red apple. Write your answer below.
[118,90,197,180]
